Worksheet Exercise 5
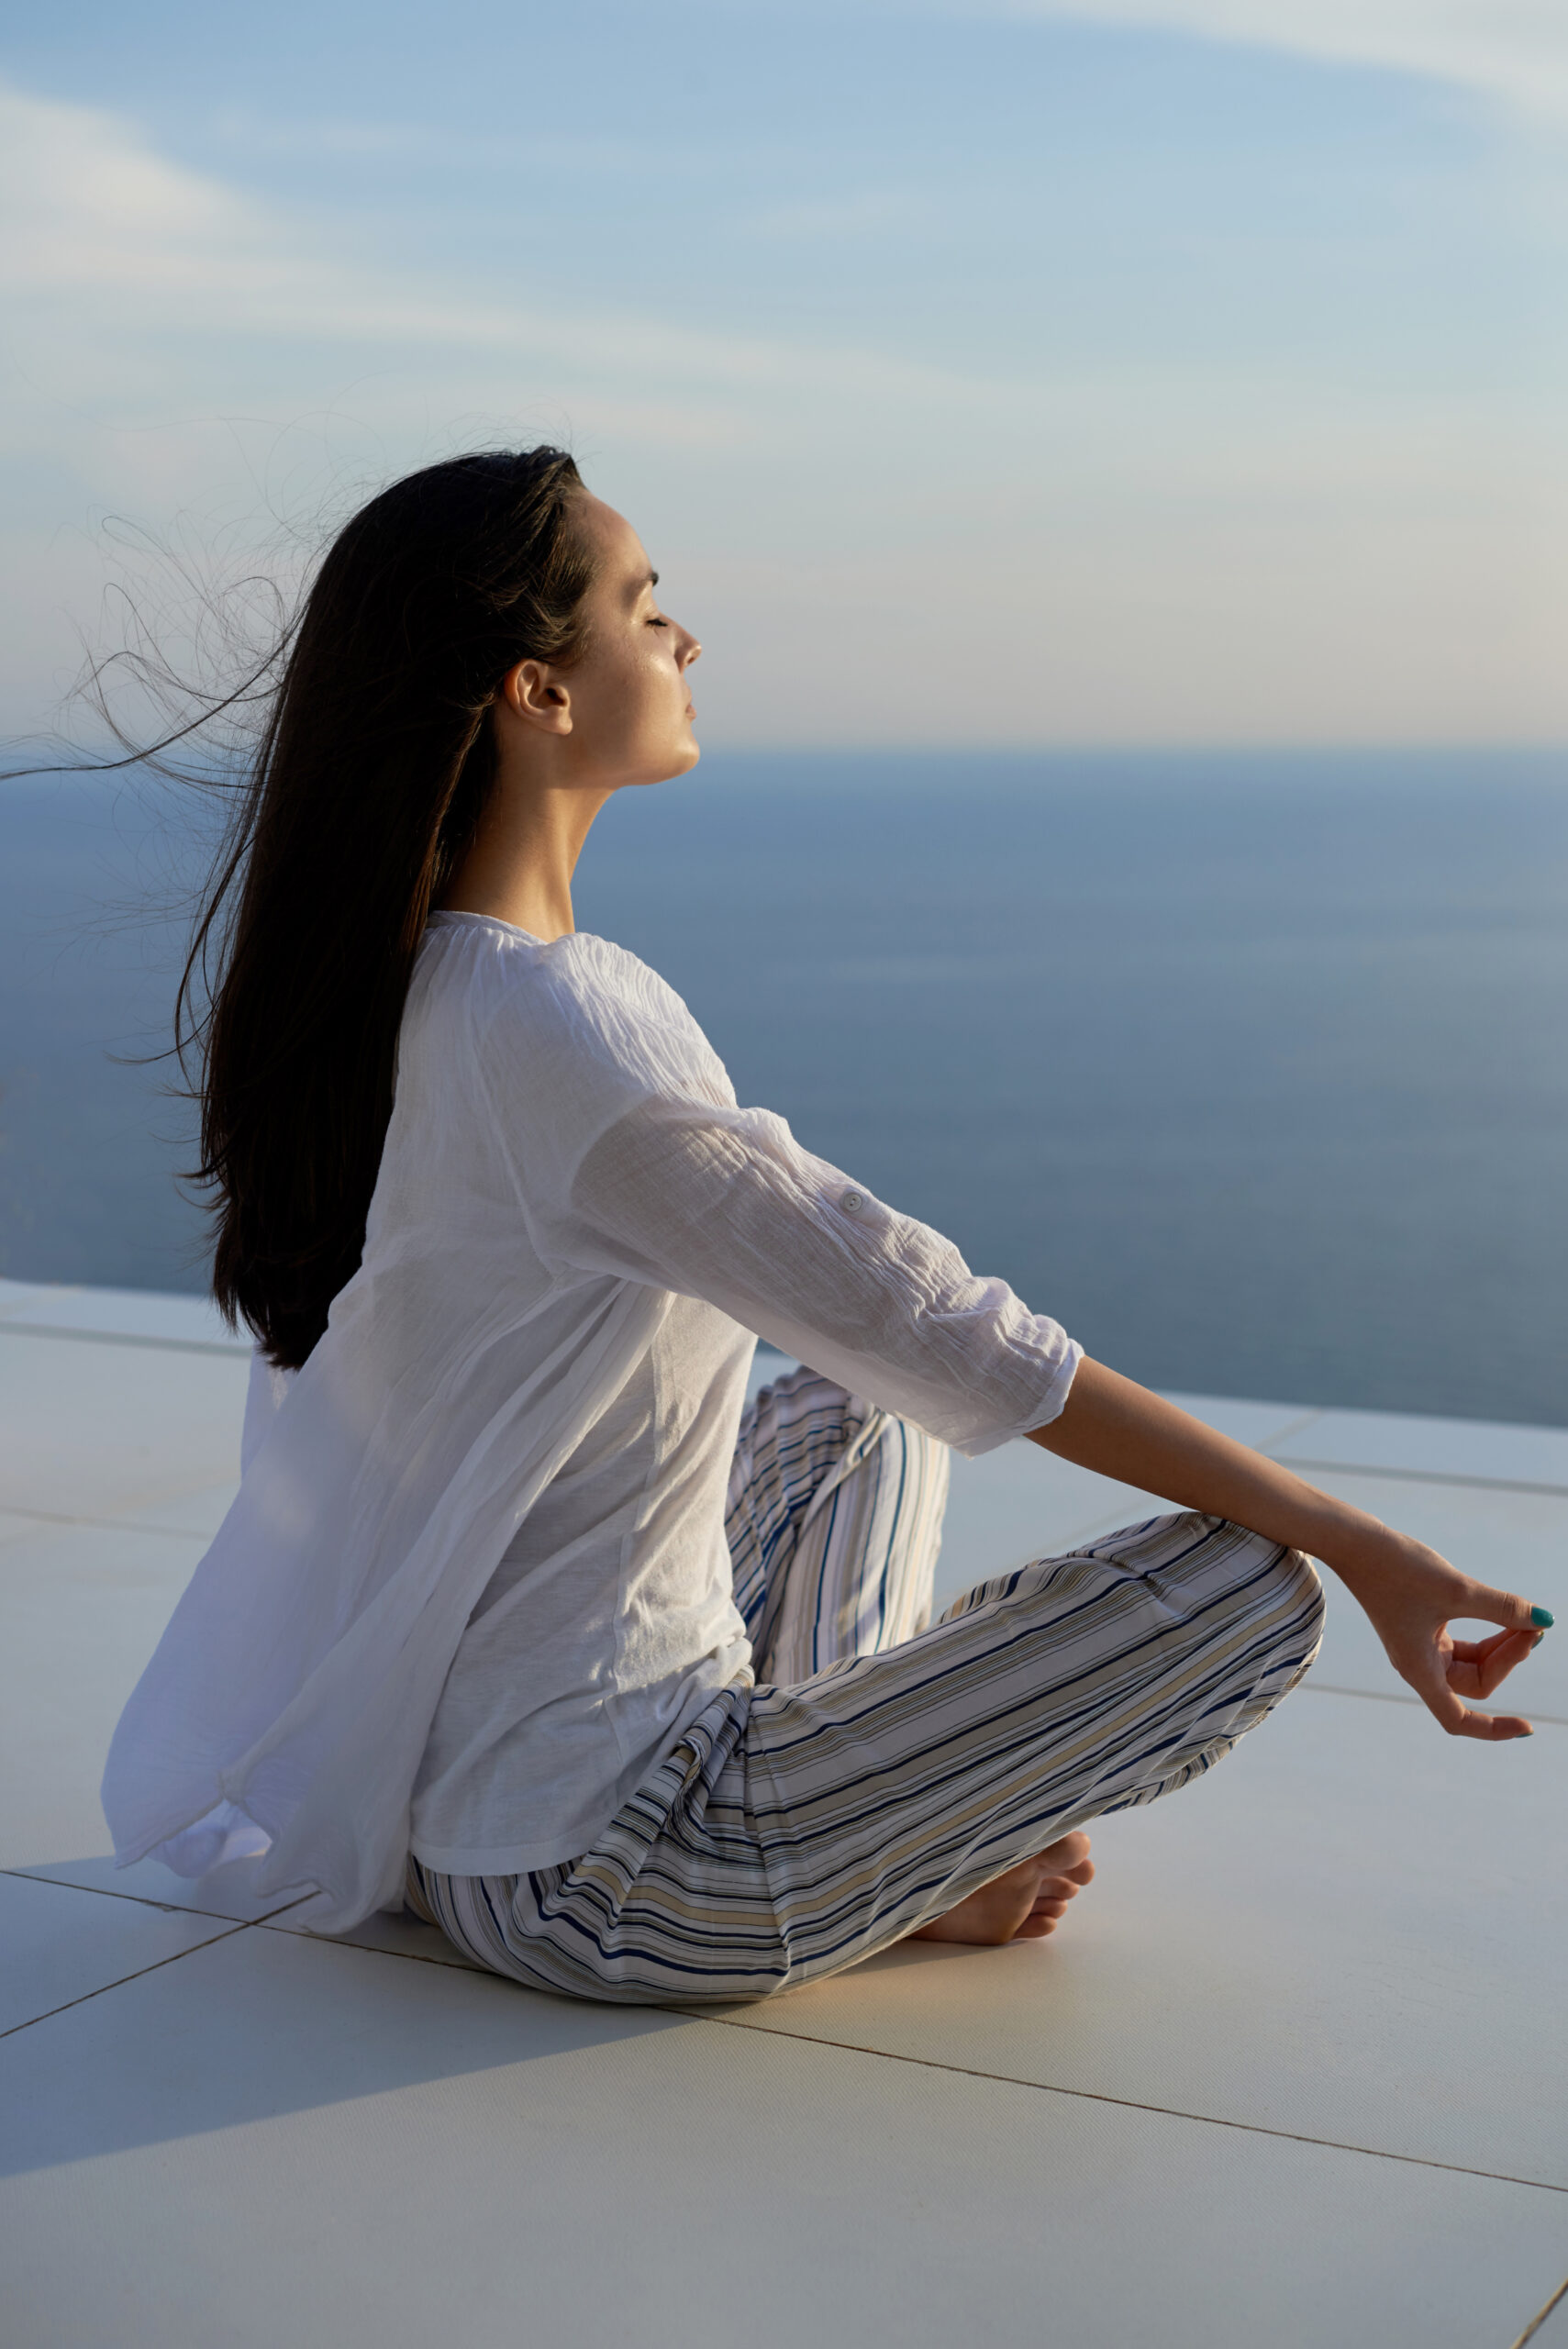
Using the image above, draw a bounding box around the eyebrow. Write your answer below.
[626,567,659,603]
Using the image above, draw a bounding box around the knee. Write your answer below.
[1224,1526,1326,1674]
[1266,1535,1325,1634]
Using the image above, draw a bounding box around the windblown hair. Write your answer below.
[125,448,595,1369]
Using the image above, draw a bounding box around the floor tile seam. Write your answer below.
[1298,1683,1568,1729]
[0,1920,252,2041]
[1510,2273,1568,2349]
[691,2018,1568,2198]
[0,1866,306,1925]
[157,1931,1568,2202]
[0,1324,247,1360]
[1268,1456,1568,1499]
[1252,1408,1327,1449]
[254,1917,484,1974]
[0,1505,215,1539]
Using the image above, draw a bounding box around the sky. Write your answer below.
[3,1,1567,747]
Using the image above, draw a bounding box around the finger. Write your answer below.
[1466,1586,1554,1636]
[1449,1630,1527,1664]
[1442,1706,1535,1742]
[1418,1681,1520,1738]
[1449,1630,1542,1699]
[1473,1630,1543,1698]
[1407,1660,1534,1740]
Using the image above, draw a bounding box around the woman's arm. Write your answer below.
[550,1100,1082,1456]
[1029,1358,1551,1742]
[539,1055,1550,1741]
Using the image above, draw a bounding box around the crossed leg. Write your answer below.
[409,1373,1323,2003]
[728,1364,1099,1948]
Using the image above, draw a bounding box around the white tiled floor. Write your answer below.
[0,1328,250,1522]
[0,1871,245,2037]
[723,1688,1567,2183]
[0,1277,247,1352]
[938,1437,1165,1598]
[6,1926,1567,2349]
[1273,1406,1568,1494]
[2,1294,1565,2349]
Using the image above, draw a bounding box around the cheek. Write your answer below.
[629,641,686,729]
[584,643,650,728]
[583,633,684,751]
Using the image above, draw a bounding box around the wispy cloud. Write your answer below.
[984,2,1568,125]
[3,55,1565,746]
[0,82,1042,427]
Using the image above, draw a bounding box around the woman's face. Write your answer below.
[552,493,702,788]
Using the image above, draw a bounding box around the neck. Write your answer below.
[439,766,613,942]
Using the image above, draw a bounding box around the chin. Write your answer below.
[629,741,701,789]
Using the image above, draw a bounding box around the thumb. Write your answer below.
[1471,1586,1553,1636]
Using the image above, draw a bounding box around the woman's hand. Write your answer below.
[1029,1357,1551,1740]
[1326,1524,1545,1741]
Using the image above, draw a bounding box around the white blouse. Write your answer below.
[102,912,1081,1931]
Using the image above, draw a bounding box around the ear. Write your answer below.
[496,659,573,737]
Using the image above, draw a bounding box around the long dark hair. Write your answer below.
[171,447,595,1368]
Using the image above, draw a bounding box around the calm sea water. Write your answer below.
[4,749,1567,1424]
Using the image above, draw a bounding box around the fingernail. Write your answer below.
[1530,1606,1554,1630]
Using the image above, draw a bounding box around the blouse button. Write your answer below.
[841,1189,865,1213]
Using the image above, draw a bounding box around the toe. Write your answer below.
[1048,1831,1092,1865]
[1036,1866,1086,1898]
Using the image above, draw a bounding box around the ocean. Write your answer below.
[4,748,1567,1425]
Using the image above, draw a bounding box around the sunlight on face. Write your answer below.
[565,494,703,789]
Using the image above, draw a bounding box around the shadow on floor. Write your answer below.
[1,1898,704,2179]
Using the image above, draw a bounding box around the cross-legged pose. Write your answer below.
[105,449,1549,2004]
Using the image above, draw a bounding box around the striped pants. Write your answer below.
[406,1365,1324,2005]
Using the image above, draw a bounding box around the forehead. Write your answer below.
[577,493,650,578]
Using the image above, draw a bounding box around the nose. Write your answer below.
[679,629,701,671]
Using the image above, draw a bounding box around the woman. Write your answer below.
[103,447,1549,2003]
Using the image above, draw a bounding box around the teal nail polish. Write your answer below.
[1530,1606,1554,1630]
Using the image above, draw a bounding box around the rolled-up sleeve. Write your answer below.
[550,1094,1080,1457]
[473,940,1079,1456]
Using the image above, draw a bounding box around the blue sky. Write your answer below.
[3,2,1565,744]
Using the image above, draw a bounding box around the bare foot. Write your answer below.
[909,1832,1095,1945]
